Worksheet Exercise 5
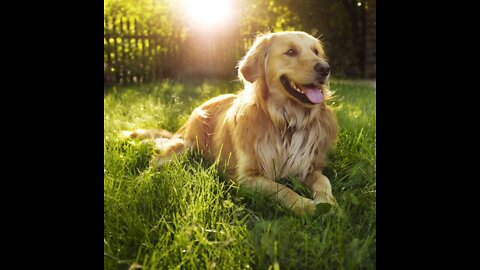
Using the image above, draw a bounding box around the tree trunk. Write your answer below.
[365,0,376,78]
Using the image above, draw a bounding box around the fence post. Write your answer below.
[112,16,120,84]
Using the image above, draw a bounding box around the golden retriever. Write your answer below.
[127,31,338,215]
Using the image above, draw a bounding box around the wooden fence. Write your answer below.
[104,16,376,85]
[104,16,250,85]
[104,16,174,85]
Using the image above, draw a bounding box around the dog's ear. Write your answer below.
[238,33,272,83]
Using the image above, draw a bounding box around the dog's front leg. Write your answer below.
[238,175,316,215]
[304,171,337,206]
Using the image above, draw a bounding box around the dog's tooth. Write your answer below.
[288,80,305,94]
[295,84,302,93]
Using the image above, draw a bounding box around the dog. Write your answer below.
[126,31,338,215]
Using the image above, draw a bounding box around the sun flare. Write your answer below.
[184,0,233,27]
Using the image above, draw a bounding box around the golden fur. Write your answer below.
[127,31,338,215]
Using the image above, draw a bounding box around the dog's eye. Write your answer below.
[313,48,319,56]
[284,49,297,57]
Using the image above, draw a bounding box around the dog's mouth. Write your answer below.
[280,75,325,105]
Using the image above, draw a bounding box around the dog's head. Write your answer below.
[238,31,330,106]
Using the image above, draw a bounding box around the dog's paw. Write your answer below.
[313,191,337,206]
[291,198,316,216]
[311,192,337,215]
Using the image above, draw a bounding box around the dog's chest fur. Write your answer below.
[257,123,324,181]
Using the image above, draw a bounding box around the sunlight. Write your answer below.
[184,0,233,28]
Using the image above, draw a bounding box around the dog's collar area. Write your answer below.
[280,75,317,105]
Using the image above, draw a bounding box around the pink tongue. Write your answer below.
[302,87,323,104]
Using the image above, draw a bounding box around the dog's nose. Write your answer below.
[314,63,330,77]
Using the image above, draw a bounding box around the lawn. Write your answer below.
[104,79,376,269]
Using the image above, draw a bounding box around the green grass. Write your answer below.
[104,78,376,269]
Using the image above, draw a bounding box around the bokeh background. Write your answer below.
[104,0,376,86]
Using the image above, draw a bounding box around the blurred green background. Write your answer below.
[104,0,376,85]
